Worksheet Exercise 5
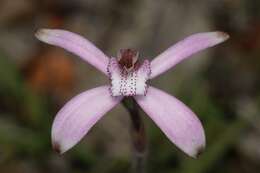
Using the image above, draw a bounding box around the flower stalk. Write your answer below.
[122,97,146,173]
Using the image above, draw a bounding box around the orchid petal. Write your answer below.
[150,31,229,79]
[35,29,109,75]
[134,87,205,158]
[52,85,123,154]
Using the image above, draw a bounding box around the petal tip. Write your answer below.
[35,29,53,43]
[215,31,230,42]
[52,141,64,154]
[192,145,205,159]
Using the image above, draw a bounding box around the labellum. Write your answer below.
[108,49,151,97]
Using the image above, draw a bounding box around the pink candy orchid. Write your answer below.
[35,29,229,158]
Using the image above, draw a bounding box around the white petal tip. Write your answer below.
[191,145,205,159]
[35,29,54,43]
[214,31,230,42]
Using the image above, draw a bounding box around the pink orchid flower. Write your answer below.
[35,29,229,158]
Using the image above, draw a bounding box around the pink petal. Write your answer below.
[134,87,205,158]
[150,31,229,79]
[52,85,123,154]
[35,29,109,75]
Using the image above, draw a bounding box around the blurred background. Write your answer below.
[0,0,260,173]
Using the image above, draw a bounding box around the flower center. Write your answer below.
[118,49,139,70]
[108,49,151,96]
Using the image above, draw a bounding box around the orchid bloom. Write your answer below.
[35,29,229,158]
